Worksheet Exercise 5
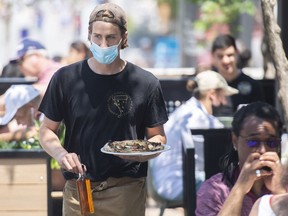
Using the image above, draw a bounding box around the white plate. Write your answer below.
[101,144,171,156]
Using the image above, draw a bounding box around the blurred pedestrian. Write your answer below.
[38,2,168,216]
[0,38,62,131]
[211,34,264,116]
[14,38,62,96]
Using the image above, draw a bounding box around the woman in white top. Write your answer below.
[150,70,239,201]
[249,164,288,216]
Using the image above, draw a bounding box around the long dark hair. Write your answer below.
[219,101,283,187]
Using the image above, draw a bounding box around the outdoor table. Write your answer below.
[0,77,38,94]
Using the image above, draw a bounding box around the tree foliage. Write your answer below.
[157,0,255,34]
[190,0,255,34]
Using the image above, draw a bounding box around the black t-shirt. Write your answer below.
[213,71,264,116]
[39,60,168,181]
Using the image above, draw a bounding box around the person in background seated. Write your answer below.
[211,34,264,116]
[150,70,238,202]
[0,39,60,129]
[61,40,92,65]
[13,38,62,96]
[249,162,288,216]
[196,101,286,216]
[0,85,41,142]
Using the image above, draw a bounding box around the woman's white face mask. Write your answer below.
[211,89,227,107]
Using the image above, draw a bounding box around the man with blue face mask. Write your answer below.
[38,2,168,216]
[90,39,122,64]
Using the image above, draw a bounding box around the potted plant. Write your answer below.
[0,120,66,191]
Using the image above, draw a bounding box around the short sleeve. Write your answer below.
[38,71,64,122]
[144,80,168,127]
[196,173,230,216]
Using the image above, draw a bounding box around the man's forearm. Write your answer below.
[39,125,67,163]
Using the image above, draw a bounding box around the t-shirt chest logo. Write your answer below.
[237,81,252,95]
[107,92,133,118]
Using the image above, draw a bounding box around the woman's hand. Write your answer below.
[258,152,285,194]
[235,153,265,195]
[217,153,264,216]
[238,151,285,195]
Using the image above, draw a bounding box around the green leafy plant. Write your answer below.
[0,137,41,150]
[157,0,255,35]
[190,0,255,34]
[0,120,66,170]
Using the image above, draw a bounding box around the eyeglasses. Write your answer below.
[239,135,281,148]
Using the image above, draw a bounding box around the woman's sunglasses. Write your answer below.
[240,135,281,148]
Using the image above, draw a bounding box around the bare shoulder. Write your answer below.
[272,193,288,216]
[249,198,260,216]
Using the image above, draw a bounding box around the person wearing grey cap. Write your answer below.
[38,2,168,216]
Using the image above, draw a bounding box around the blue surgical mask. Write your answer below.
[90,39,122,64]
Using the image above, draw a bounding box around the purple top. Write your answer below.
[196,173,259,216]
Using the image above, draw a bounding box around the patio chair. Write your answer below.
[182,128,232,216]
[147,161,183,216]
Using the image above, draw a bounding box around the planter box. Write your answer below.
[0,150,52,216]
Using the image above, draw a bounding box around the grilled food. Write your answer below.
[104,140,164,153]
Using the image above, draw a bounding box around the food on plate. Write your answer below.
[103,139,164,153]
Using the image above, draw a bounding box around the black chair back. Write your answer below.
[181,128,196,216]
[191,128,232,179]
[182,128,232,216]
[159,78,191,115]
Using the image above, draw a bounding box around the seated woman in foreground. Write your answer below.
[196,101,286,216]
[249,163,288,216]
